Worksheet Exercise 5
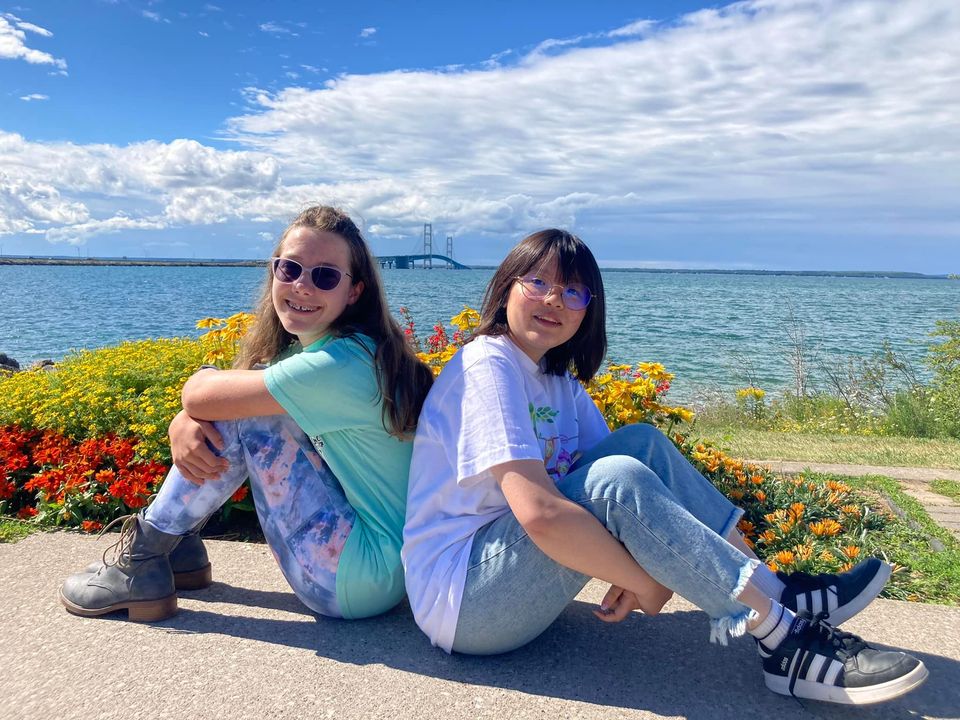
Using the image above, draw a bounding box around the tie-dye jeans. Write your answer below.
[144,414,356,618]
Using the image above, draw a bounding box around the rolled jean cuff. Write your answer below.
[717,504,745,541]
[707,556,760,645]
[709,605,758,646]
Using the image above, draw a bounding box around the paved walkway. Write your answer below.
[752,460,960,539]
[2,532,959,720]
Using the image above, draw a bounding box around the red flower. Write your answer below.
[231,485,249,502]
[81,520,103,533]
[17,506,38,519]
[95,469,117,485]
[0,477,15,500]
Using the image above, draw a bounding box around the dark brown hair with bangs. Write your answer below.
[474,229,606,380]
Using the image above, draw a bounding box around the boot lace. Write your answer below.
[97,514,137,568]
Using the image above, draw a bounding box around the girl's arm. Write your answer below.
[493,458,673,616]
[181,368,285,420]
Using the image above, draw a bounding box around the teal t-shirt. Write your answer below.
[264,333,410,618]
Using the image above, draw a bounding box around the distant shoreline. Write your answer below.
[0,255,951,279]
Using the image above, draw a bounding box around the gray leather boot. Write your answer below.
[59,514,180,621]
[83,529,212,590]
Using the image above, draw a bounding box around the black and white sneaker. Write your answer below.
[760,612,927,705]
[779,557,891,626]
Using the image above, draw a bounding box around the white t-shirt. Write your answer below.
[401,334,611,652]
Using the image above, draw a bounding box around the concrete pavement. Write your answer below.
[2,532,959,719]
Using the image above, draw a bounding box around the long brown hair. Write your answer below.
[236,205,433,437]
[474,229,606,380]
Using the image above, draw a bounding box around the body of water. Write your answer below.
[1,264,957,402]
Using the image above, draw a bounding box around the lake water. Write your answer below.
[1,264,957,402]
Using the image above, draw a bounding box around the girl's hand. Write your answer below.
[169,410,228,484]
[593,582,673,623]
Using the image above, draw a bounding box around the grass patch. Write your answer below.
[931,479,960,503]
[0,517,38,543]
[693,422,960,469]
[826,473,960,605]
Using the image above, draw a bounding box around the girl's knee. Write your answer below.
[581,455,658,503]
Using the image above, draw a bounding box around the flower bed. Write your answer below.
[0,309,940,602]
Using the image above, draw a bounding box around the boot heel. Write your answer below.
[174,564,213,590]
[126,594,178,622]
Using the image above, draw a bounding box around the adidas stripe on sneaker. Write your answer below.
[762,612,927,705]
[779,557,891,626]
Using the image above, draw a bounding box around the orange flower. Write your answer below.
[839,562,854,573]
[840,504,862,517]
[773,550,796,566]
[809,519,843,536]
[759,530,777,544]
[827,480,851,494]
[81,520,103,533]
[766,561,779,573]
[737,519,755,535]
[842,545,861,559]
[794,544,813,561]
[777,519,795,534]
[751,474,765,485]
[819,550,836,563]
[753,490,767,503]
[788,502,805,521]
[17,506,38,519]
[729,489,745,500]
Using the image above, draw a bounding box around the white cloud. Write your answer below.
[141,10,163,22]
[359,27,377,38]
[259,21,296,36]
[45,214,166,245]
[606,19,654,38]
[19,93,48,101]
[199,31,209,38]
[0,12,67,69]
[0,172,89,235]
[226,0,960,238]
[2,0,959,262]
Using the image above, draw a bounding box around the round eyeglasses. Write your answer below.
[272,258,352,291]
[515,275,592,311]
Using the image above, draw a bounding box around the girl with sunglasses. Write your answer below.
[61,205,433,623]
[401,229,925,705]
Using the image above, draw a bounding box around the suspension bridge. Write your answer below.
[376,223,470,269]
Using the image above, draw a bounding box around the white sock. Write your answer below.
[750,563,787,601]
[749,599,795,651]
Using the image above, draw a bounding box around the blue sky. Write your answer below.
[1,0,958,272]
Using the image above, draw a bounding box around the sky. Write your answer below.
[1,0,958,272]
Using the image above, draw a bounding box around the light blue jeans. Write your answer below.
[452,423,759,655]
[144,414,356,618]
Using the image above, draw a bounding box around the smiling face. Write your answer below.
[270,226,364,346]
[505,260,586,364]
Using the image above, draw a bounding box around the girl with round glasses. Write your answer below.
[401,229,924,705]
[61,205,433,623]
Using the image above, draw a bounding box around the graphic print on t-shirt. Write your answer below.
[528,402,576,480]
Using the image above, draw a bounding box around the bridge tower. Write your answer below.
[445,234,453,268]
[422,223,433,269]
